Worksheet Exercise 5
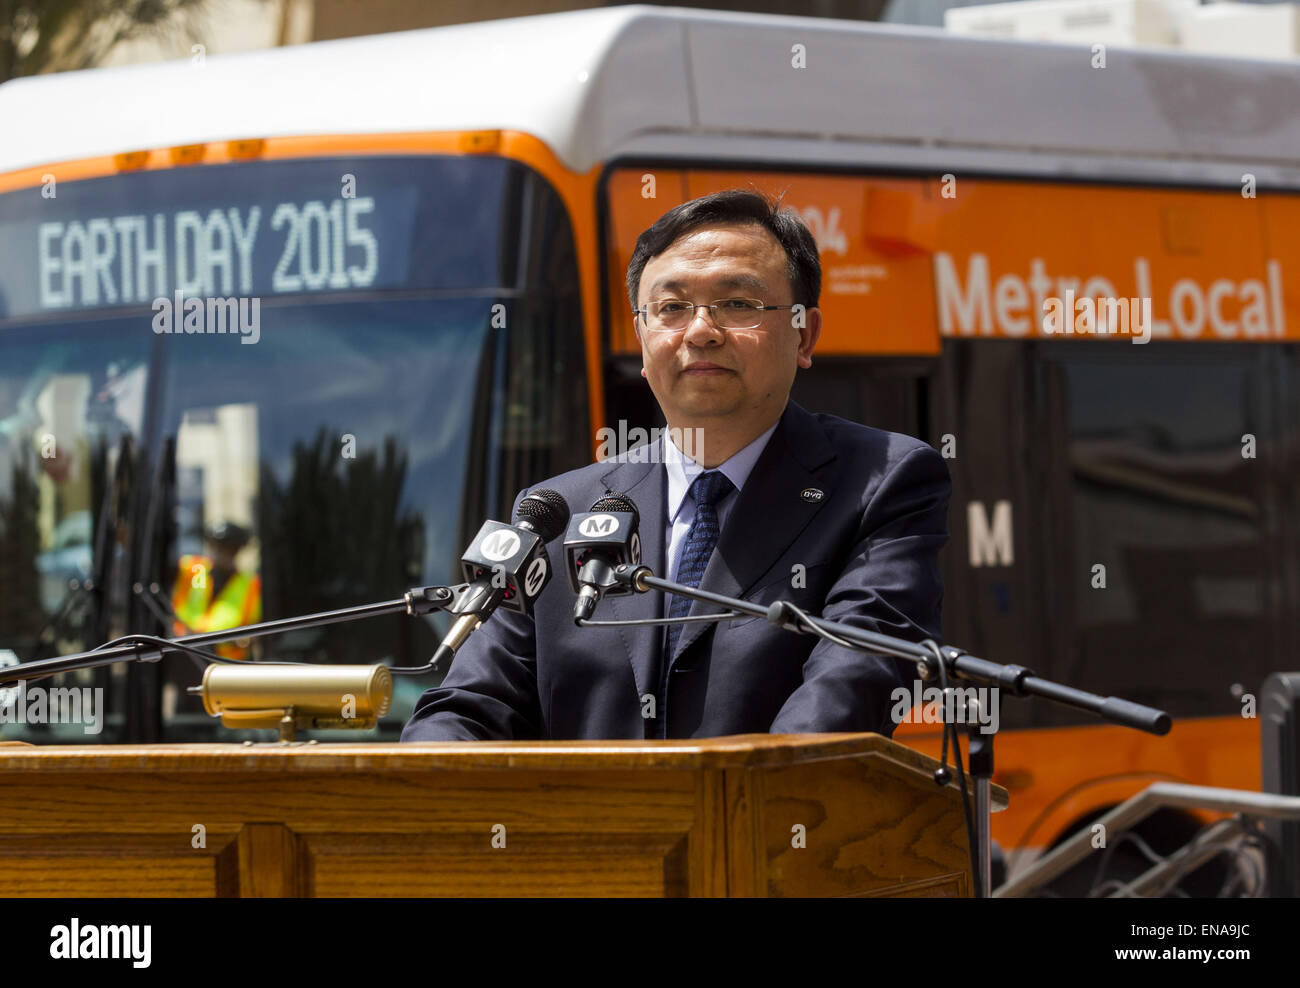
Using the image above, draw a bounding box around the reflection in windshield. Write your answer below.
[151,297,489,734]
[158,297,487,584]
[0,327,150,660]
[0,298,490,740]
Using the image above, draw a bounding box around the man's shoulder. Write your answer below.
[794,404,940,469]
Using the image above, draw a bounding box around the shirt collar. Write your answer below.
[664,417,781,523]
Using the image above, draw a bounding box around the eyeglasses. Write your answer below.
[633,298,797,333]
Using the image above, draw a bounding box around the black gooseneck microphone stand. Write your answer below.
[576,563,1171,899]
[0,583,464,689]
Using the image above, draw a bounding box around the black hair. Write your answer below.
[625,188,821,312]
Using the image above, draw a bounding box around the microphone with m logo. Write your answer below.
[431,489,570,672]
[565,494,642,624]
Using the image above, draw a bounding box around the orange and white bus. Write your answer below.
[1,5,1297,887]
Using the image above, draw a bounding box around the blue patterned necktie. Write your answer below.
[663,470,735,665]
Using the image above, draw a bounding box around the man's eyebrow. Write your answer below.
[646,274,769,297]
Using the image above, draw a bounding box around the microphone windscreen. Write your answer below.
[590,493,638,523]
[516,488,570,543]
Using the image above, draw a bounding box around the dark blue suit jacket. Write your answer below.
[401,400,950,741]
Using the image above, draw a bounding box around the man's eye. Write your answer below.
[721,299,757,311]
[657,301,689,314]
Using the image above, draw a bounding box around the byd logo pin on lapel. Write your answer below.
[800,488,824,503]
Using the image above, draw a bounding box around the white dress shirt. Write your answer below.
[663,419,780,583]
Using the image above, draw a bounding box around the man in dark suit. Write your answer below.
[402,189,950,741]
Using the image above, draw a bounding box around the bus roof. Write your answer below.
[3,3,1299,186]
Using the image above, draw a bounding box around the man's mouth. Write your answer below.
[681,363,733,376]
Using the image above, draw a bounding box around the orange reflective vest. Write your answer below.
[171,554,262,660]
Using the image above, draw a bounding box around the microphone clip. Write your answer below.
[403,585,457,617]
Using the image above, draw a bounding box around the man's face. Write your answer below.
[635,223,819,434]
[206,539,240,569]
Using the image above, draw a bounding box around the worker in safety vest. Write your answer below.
[171,520,261,660]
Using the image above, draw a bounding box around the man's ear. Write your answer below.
[797,306,822,369]
[632,311,649,378]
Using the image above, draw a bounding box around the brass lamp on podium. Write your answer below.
[190,664,393,742]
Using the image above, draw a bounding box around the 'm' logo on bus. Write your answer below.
[578,514,619,537]
[481,530,521,562]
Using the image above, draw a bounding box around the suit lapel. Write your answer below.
[669,401,837,663]
[597,453,667,702]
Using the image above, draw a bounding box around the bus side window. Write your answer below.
[1039,343,1280,723]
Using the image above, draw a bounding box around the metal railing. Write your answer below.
[996,783,1300,897]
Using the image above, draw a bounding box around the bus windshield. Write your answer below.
[0,153,587,742]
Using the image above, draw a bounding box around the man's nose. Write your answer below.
[682,306,725,345]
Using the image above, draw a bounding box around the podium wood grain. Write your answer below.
[0,734,1005,897]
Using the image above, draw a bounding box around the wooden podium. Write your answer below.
[0,733,1004,897]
